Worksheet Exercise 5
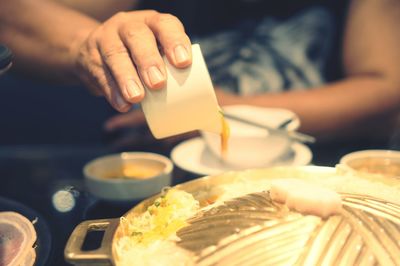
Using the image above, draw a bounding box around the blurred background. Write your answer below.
[0,74,113,145]
[1,1,399,265]
[0,0,397,151]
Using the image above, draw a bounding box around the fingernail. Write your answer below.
[147,66,165,86]
[115,94,129,110]
[126,80,141,99]
[174,45,189,64]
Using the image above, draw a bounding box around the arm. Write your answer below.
[0,0,98,81]
[0,0,192,112]
[53,0,139,21]
[217,0,400,141]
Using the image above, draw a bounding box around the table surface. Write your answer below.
[0,138,391,265]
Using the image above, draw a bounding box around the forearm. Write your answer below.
[222,76,400,139]
[224,0,400,141]
[0,0,99,81]
[54,0,138,21]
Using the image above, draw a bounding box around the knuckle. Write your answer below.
[89,49,101,63]
[76,47,87,61]
[87,37,98,51]
[129,48,161,68]
[84,30,100,50]
[149,13,184,33]
[93,25,105,37]
[145,10,159,17]
[121,23,148,39]
[155,13,178,24]
[161,13,183,29]
[76,49,102,74]
[144,10,159,23]
[113,11,127,21]
[103,44,128,60]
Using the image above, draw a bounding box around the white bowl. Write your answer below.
[338,149,400,183]
[84,152,173,201]
[201,105,300,169]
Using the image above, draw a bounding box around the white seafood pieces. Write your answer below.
[270,178,342,218]
[0,212,37,266]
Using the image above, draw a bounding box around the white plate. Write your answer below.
[201,105,301,169]
[171,137,313,176]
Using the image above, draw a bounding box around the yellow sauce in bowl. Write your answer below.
[101,160,165,180]
[347,157,400,178]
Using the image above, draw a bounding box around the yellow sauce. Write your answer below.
[102,161,164,180]
[348,158,400,178]
[220,111,230,157]
[121,164,162,179]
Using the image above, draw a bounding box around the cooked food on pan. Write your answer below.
[115,189,200,266]
[270,178,342,218]
[112,177,400,266]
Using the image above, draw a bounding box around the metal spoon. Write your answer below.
[223,113,316,144]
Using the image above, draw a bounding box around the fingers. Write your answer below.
[99,65,131,113]
[104,109,146,131]
[77,42,131,112]
[98,27,145,102]
[119,22,167,89]
[146,13,192,68]
[75,10,192,113]
[93,64,131,112]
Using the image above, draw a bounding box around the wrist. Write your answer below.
[69,24,98,82]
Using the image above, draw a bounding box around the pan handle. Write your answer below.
[64,218,120,265]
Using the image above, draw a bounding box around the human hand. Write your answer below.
[73,10,192,112]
